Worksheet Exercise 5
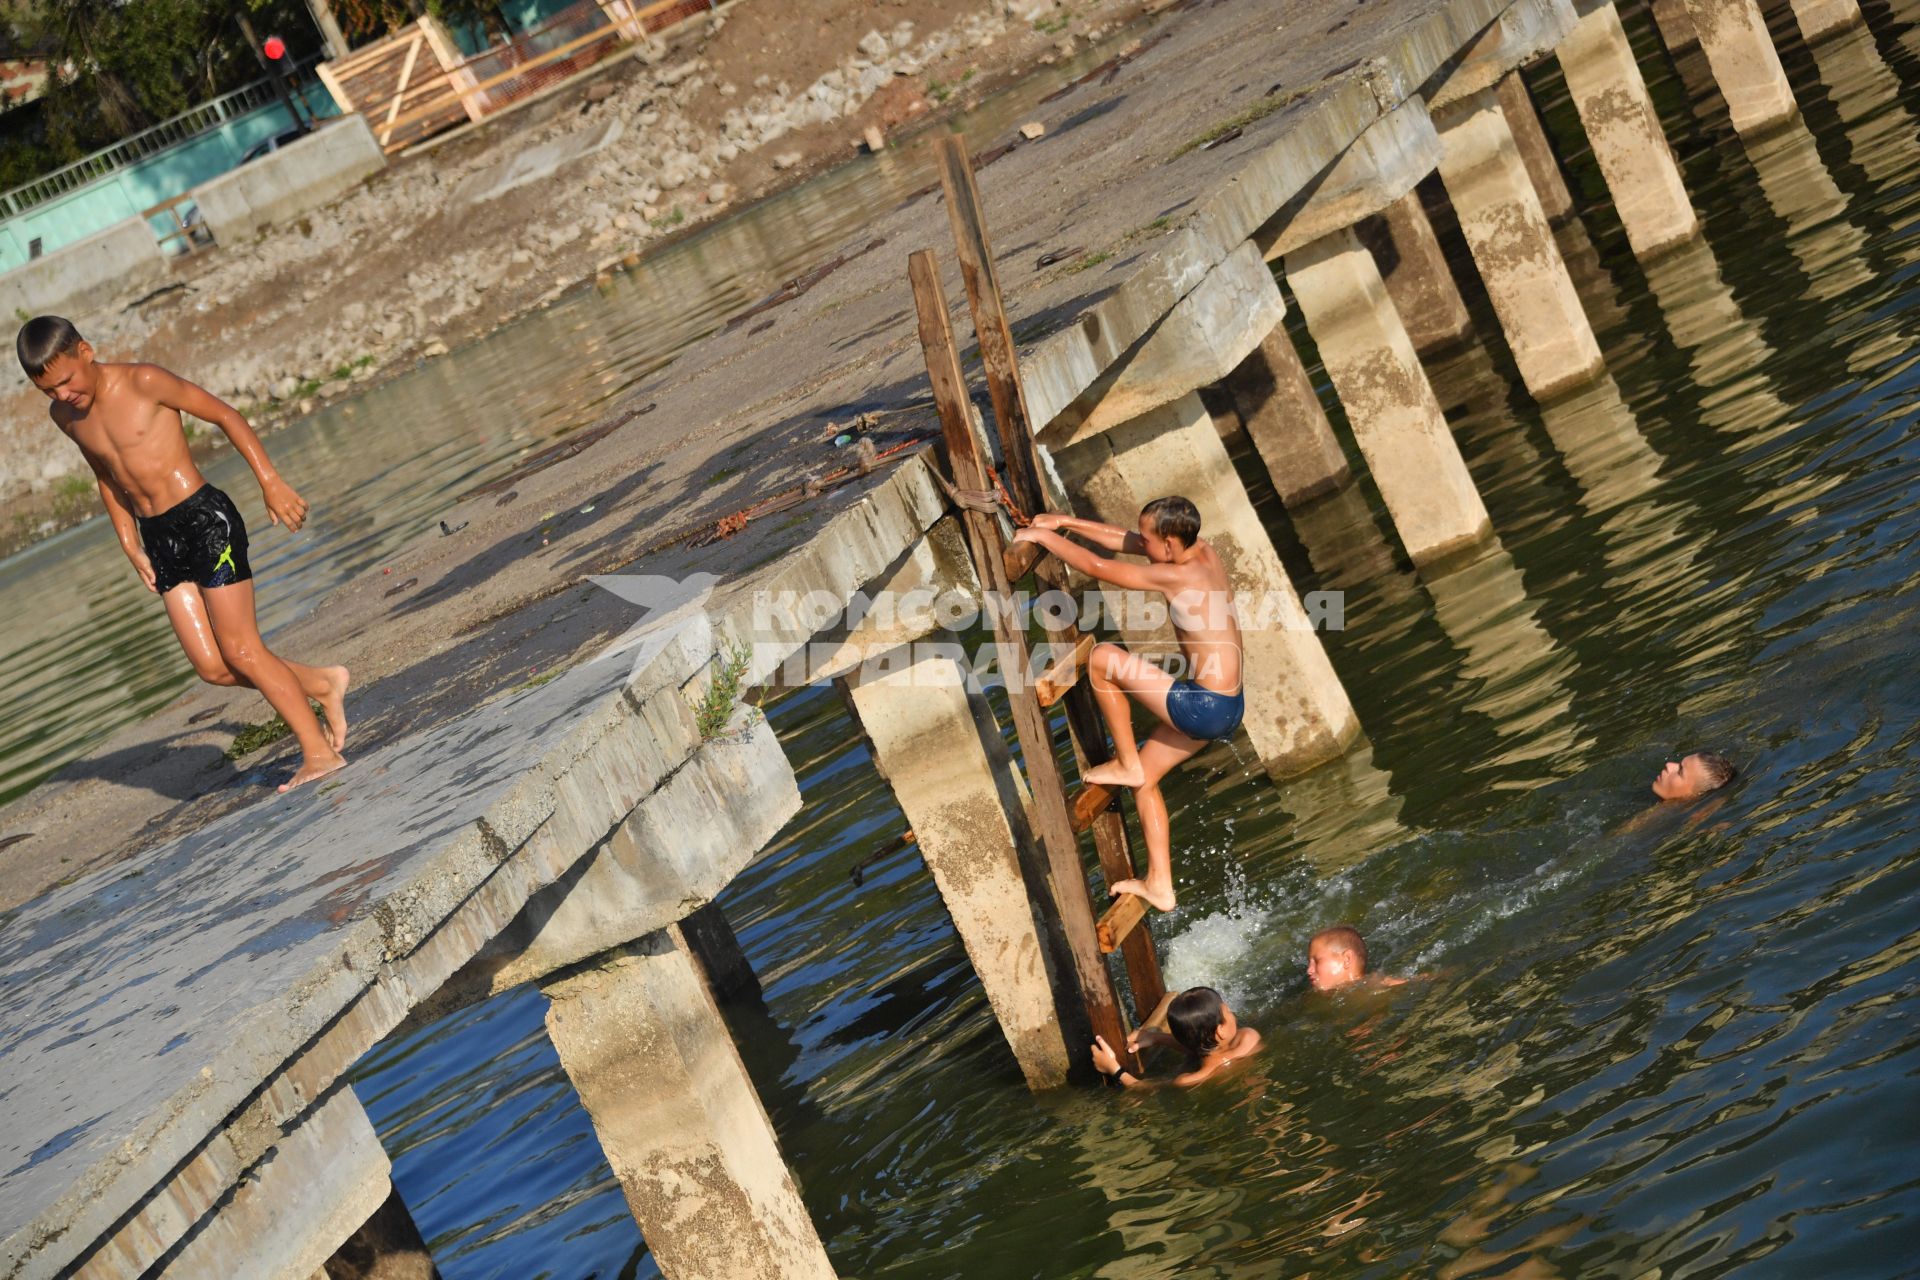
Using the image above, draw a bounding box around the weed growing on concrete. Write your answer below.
[649,208,686,230]
[1171,89,1301,159]
[928,77,953,104]
[1065,250,1113,274]
[51,474,95,520]
[707,466,739,486]
[1034,7,1076,35]
[512,668,563,694]
[694,644,753,739]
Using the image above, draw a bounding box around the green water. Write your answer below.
[346,6,1920,1277]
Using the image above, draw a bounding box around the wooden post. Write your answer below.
[932,136,1166,1021]
[909,253,1136,1069]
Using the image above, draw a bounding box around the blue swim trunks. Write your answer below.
[1165,681,1244,741]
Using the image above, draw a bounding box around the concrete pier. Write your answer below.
[1355,193,1474,356]
[1788,0,1863,44]
[1683,0,1800,135]
[1495,72,1576,225]
[1055,393,1361,778]
[843,650,1074,1089]
[1433,87,1606,400]
[1223,326,1353,507]
[1284,226,1494,565]
[542,928,837,1280]
[1556,2,1701,259]
[1651,0,1699,50]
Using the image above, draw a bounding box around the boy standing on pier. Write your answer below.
[17,317,349,792]
[1012,496,1243,914]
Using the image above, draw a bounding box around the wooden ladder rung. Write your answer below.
[1097,893,1148,954]
[1033,633,1096,708]
[1002,538,1045,583]
[1071,782,1116,833]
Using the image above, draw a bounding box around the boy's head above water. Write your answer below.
[1307,925,1371,991]
[1138,495,1200,561]
[16,316,96,408]
[1651,750,1736,802]
[1165,985,1236,1054]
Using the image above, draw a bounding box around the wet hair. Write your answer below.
[1141,495,1201,547]
[1312,925,1369,974]
[16,316,84,378]
[1690,750,1737,793]
[1165,986,1227,1054]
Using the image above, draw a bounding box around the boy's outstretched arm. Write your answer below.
[1028,512,1145,555]
[1013,527,1169,592]
[135,364,309,531]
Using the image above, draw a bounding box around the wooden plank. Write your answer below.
[909,250,1133,1075]
[1003,538,1044,583]
[378,23,623,134]
[378,32,426,146]
[1097,894,1148,954]
[1034,633,1096,708]
[1071,782,1115,833]
[934,135,1166,1020]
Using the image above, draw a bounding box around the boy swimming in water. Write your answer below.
[1090,985,1261,1088]
[1012,496,1243,914]
[1650,750,1735,802]
[17,316,349,792]
[1307,925,1406,992]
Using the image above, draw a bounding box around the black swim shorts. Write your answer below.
[137,484,252,595]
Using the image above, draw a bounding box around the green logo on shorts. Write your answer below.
[213,544,236,577]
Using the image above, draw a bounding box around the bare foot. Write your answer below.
[279,751,348,793]
[1084,759,1145,789]
[319,666,351,753]
[1110,877,1177,913]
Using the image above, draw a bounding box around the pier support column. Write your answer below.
[1557,3,1702,259]
[1683,0,1799,134]
[321,1187,442,1280]
[842,650,1075,1089]
[1651,0,1698,51]
[681,900,762,1005]
[1789,0,1863,44]
[1054,393,1360,778]
[1433,88,1606,401]
[1495,72,1576,225]
[543,930,837,1280]
[1355,193,1473,356]
[1222,326,1352,506]
[1283,227,1493,566]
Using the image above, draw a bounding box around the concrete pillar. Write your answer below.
[1789,0,1863,44]
[1053,393,1362,777]
[841,649,1075,1089]
[321,1187,442,1280]
[1283,226,1493,566]
[1222,326,1352,506]
[1495,72,1576,225]
[543,930,837,1280]
[1355,192,1473,355]
[681,900,761,1005]
[1651,0,1699,51]
[1557,3,1702,259]
[1683,0,1799,135]
[1433,88,1606,401]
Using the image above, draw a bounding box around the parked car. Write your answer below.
[240,126,308,164]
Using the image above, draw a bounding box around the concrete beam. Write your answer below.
[154,1088,398,1280]
[1041,241,1286,447]
[1053,393,1360,778]
[1354,192,1473,355]
[1283,225,1494,566]
[1683,0,1800,135]
[1424,0,1579,112]
[843,649,1075,1089]
[1556,3,1701,259]
[190,116,386,245]
[0,217,170,321]
[1789,0,1863,44]
[542,928,837,1280]
[1433,87,1606,400]
[1254,100,1444,260]
[1224,325,1353,507]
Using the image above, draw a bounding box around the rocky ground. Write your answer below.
[0,0,1157,553]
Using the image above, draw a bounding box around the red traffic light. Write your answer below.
[263,35,286,59]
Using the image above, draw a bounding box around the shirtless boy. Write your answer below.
[18,317,348,791]
[1650,750,1735,802]
[1306,925,1406,993]
[1012,496,1242,913]
[1090,985,1261,1089]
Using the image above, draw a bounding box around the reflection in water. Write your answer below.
[1640,235,1794,437]
[1744,120,1874,301]
[1810,25,1920,186]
